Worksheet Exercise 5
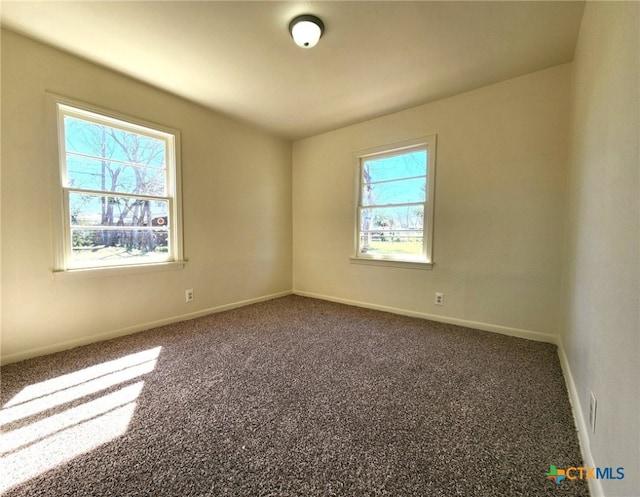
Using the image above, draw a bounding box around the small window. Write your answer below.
[355,136,436,265]
[52,99,183,271]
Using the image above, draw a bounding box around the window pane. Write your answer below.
[359,205,424,257]
[63,114,167,196]
[66,155,167,195]
[70,228,170,264]
[69,193,169,264]
[64,116,166,169]
[69,193,169,229]
[363,150,427,183]
[362,177,426,206]
[360,205,424,231]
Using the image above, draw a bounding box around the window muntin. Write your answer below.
[356,137,436,264]
[55,102,182,270]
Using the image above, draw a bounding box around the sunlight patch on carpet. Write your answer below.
[0,347,161,492]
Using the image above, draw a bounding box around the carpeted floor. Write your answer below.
[1,295,589,496]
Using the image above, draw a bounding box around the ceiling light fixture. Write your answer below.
[289,14,324,48]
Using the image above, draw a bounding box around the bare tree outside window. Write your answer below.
[56,103,179,269]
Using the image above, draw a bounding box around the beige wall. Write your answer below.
[561,2,639,496]
[1,30,292,363]
[293,64,570,340]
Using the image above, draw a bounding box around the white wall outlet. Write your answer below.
[589,391,597,434]
[185,289,194,303]
[434,292,444,305]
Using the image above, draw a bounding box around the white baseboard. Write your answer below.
[1,290,292,365]
[557,339,603,497]
[293,290,557,343]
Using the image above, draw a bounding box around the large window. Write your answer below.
[355,136,436,266]
[52,98,183,272]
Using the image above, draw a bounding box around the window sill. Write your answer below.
[52,261,186,281]
[349,257,433,270]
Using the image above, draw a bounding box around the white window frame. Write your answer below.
[351,135,436,270]
[48,95,184,277]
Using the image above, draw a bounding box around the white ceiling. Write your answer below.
[1,1,585,140]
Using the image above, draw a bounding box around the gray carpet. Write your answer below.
[1,295,589,496]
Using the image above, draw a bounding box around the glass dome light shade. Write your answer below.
[289,15,324,48]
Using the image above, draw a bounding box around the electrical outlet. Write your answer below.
[185,289,194,303]
[434,292,444,306]
[589,391,597,434]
